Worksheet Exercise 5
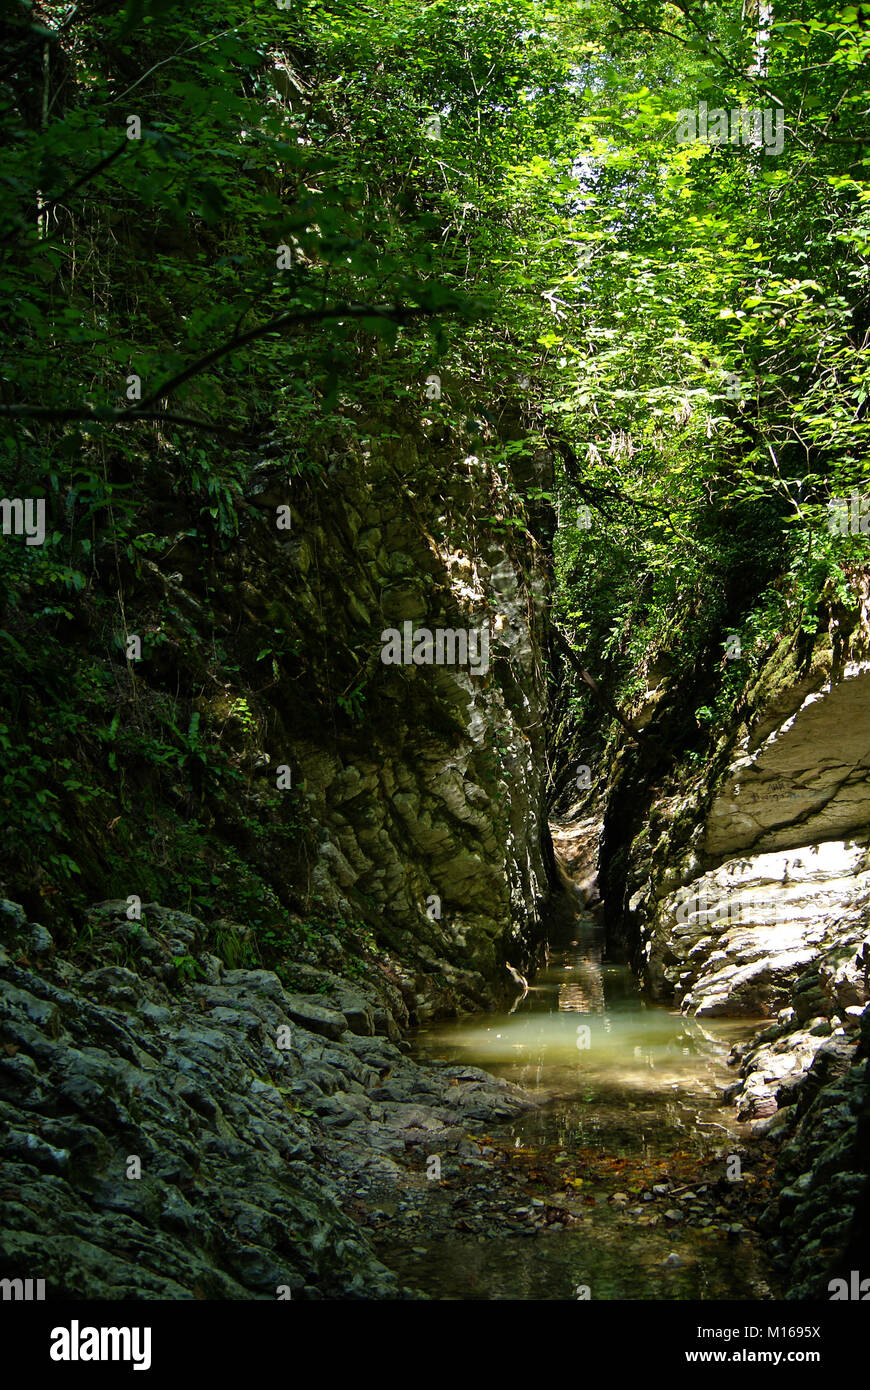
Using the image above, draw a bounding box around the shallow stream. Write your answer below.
[381,918,777,1300]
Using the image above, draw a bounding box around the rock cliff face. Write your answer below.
[703,660,870,859]
[650,838,870,1020]
[596,603,870,1297]
[271,428,553,1017]
[641,658,870,1033]
[261,429,554,1016]
[2,417,557,1022]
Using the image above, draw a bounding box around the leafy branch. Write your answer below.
[0,300,460,432]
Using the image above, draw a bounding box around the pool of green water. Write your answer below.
[380,922,776,1300]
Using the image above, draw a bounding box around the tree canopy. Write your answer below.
[1,0,869,903]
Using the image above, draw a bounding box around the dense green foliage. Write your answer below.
[546,0,870,752]
[1,0,869,923]
[0,0,577,928]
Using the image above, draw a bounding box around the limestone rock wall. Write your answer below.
[123,420,556,1020]
[262,431,553,1016]
[643,660,870,1020]
[597,604,870,1298]
[703,660,870,860]
[0,408,557,1023]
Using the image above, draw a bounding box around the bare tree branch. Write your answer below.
[0,299,453,429]
[0,138,129,247]
[552,625,649,747]
[136,300,443,408]
[0,405,251,437]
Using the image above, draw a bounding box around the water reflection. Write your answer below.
[413,921,758,1155]
[386,919,770,1299]
[558,964,605,1013]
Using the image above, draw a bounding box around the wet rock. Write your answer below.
[28,924,53,955]
[281,997,348,1040]
[613,650,870,1300]
[0,902,539,1300]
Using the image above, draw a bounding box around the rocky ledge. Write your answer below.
[619,645,870,1298]
[735,1007,870,1301]
[0,899,535,1299]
